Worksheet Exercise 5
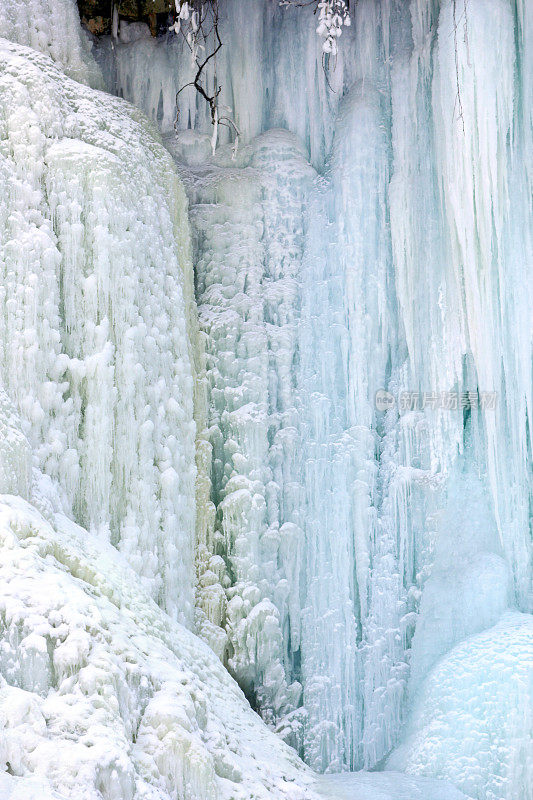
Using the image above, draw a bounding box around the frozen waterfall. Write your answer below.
[101,0,532,780]
[0,31,201,624]
[0,0,531,798]
[0,8,321,800]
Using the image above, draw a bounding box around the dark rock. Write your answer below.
[77,0,173,36]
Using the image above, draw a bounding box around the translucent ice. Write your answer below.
[142,0,532,782]
[388,613,533,800]
[0,0,531,797]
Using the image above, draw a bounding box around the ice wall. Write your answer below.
[0,0,103,87]
[97,0,343,168]
[167,129,316,731]
[0,8,328,800]
[1,0,530,797]
[0,29,200,622]
[102,0,533,791]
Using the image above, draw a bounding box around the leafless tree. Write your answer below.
[173,1,240,154]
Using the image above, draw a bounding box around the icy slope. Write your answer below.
[0,404,317,800]
[0,773,66,800]
[0,38,201,623]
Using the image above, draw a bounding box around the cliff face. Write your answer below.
[77,0,173,36]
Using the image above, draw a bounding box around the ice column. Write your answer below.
[174,130,315,724]
[0,27,199,622]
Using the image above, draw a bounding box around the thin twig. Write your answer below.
[452,0,465,133]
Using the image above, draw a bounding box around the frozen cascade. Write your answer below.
[97,0,343,169]
[167,128,316,724]
[99,0,533,792]
[0,0,531,797]
[0,20,467,797]
[0,7,324,800]
[0,31,200,621]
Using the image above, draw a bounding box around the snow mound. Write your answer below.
[0,486,317,800]
[388,613,533,800]
[315,770,470,800]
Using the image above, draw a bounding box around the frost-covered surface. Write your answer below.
[0,37,200,622]
[388,613,533,800]
[0,773,65,800]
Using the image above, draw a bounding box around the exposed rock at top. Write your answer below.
[77,0,173,35]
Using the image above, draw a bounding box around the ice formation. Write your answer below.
[388,612,533,800]
[0,401,318,800]
[0,0,103,87]
[0,34,201,623]
[167,128,317,730]
[98,0,532,790]
[0,0,531,798]
[97,1,342,168]
[0,23,319,799]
